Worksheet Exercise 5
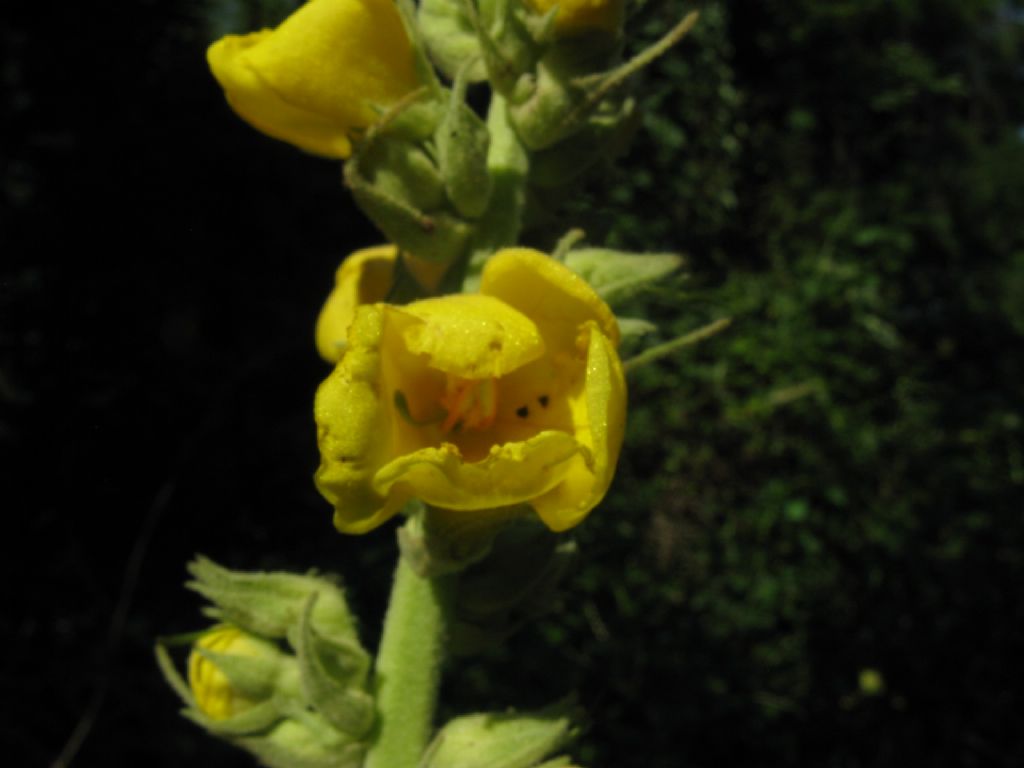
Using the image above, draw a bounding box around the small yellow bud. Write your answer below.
[188,626,274,720]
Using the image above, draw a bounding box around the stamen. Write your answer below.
[440,381,473,432]
[439,377,498,433]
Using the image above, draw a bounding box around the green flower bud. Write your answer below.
[507,57,582,150]
[157,624,368,767]
[345,129,475,264]
[420,699,581,768]
[160,559,377,765]
[346,176,474,263]
[358,137,448,212]
[188,625,283,720]
[509,9,701,150]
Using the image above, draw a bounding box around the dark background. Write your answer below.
[4,1,1024,766]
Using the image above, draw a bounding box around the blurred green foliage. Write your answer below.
[449,1,1024,766]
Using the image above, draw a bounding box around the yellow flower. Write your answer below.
[207,0,420,158]
[316,245,451,363]
[524,0,625,34]
[188,626,274,720]
[314,248,627,534]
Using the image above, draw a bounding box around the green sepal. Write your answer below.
[479,0,542,87]
[374,96,447,145]
[346,93,478,264]
[353,137,447,213]
[193,640,282,702]
[471,0,544,97]
[186,556,359,646]
[155,637,203,708]
[397,501,531,577]
[419,699,581,768]
[232,717,367,768]
[452,518,576,653]
[394,0,446,99]
[183,700,283,737]
[419,0,487,81]
[528,95,638,188]
[345,134,473,263]
[156,637,285,735]
[510,10,700,150]
[506,58,581,149]
[562,248,684,306]
[349,182,473,263]
[435,68,493,219]
[616,317,658,342]
[294,594,376,738]
[511,0,560,46]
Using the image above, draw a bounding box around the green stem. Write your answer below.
[364,557,455,768]
[623,317,733,375]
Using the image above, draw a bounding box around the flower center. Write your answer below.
[439,376,497,432]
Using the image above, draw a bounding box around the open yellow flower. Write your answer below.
[524,0,625,35]
[207,0,420,158]
[314,248,627,533]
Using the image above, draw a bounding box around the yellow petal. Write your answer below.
[315,305,407,533]
[315,245,398,363]
[188,626,269,720]
[480,248,621,354]
[524,0,625,34]
[531,324,626,531]
[207,0,419,157]
[393,294,546,378]
[373,431,584,510]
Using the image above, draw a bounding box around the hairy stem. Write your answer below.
[364,557,455,768]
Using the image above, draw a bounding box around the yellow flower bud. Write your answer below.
[188,626,277,720]
[207,0,420,157]
[524,0,625,35]
[314,248,627,534]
